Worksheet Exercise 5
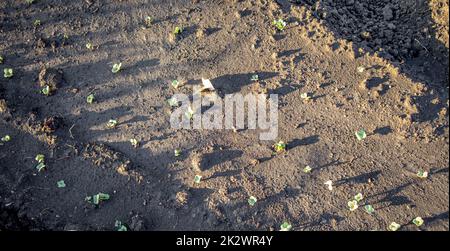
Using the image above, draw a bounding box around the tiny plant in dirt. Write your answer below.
[171,79,180,89]
[4,68,13,78]
[85,193,110,205]
[303,165,312,173]
[145,16,153,27]
[185,106,194,120]
[251,74,259,82]
[36,162,46,172]
[355,129,367,141]
[1,135,11,142]
[0,56,3,64]
[273,141,286,153]
[112,63,122,73]
[57,180,66,188]
[354,193,364,202]
[280,222,292,231]
[173,26,183,36]
[87,94,95,104]
[26,0,36,4]
[364,205,375,214]
[86,42,94,50]
[300,92,310,101]
[324,180,333,191]
[194,175,202,184]
[107,119,118,129]
[174,149,181,157]
[167,97,179,107]
[248,196,257,206]
[273,19,287,31]
[130,138,139,148]
[33,19,41,27]
[35,154,45,163]
[388,222,401,231]
[416,170,428,179]
[115,220,128,231]
[412,217,424,227]
[41,85,51,96]
[357,66,365,73]
[348,200,359,211]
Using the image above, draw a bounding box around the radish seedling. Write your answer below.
[174,149,181,157]
[33,19,41,27]
[194,175,202,184]
[273,141,286,153]
[107,119,118,129]
[1,135,11,142]
[355,129,367,141]
[354,193,364,202]
[115,220,128,231]
[173,26,183,36]
[280,222,292,231]
[273,19,287,31]
[85,193,110,205]
[388,222,401,231]
[130,138,139,148]
[167,97,179,107]
[324,180,333,191]
[300,92,310,101]
[112,63,122,73]
[35,154,45,163]
[185,106,194,120]
[41,85,50,96]
[348,200,359,211]
[86,42,94,50]
[87,94,95,104]
[36,162,46,172]
[416,170,428,179]
[0,56,3,64]
[145,16,153,27]
[364,205,375,214]
[248,196,257,206]
[251,74,259,82]
[303,165,312,173]
[171,80,180,89]
[412,217,424,227]
[4,68,13,78]
[26,0,35,4]
[57,180,66,188]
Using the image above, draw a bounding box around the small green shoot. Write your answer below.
[145,16,153,27]
[26,0,36,4]
[173,26,183,36]
[354,193,364,202]
[273,19,287,31]
[0,56,3,64]
[185,107,194,120]
[36,162,46,172]
[251,74,259,82]
[194,175,202,184]
[41,85,50,96]
[112,63,122,73]
[273,141,286,153]
[115,220,128,231]
[86,42,94,50]
[280,222,292,231]
[364,205,375,214]
[130,138,139,148]
[355,129,367,141]
[324,180,333,191]
[171,80,180,89]
[357,66,365,73]
[174,149,181,157]
[57,180,66,188]
[4,68,13,78]
[87,94,95,104]
[300,92,310,101]
[388,222,401,231]
[412,217,424,227]
[35,154,45,163]
[303,165,312,173]
[33,19,41,27]
[167,97,179,107]
[85,193,110,205]
[348,200,359,211]
[416,170,428,179]
[1,135,11,142]
[248,196,257,206]
[107,119,118,129]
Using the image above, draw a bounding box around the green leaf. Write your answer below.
[35,154,45,163]
[87,93,95,104]
[388,222,401,231]
[303,165,312,173]
[3,68,13,78]
[416,170,428,179]
[364,205,375,214]
[171,80,180,89]
[173,26,183,35]
[248,196,257,206]
[167,97,179,107]
[36,162,46,172]
[107,119,118,129]
[273,141,286,152]
[112,63,122,73]
[355,129,367,141]
[348,200,358,211]
[194,175,202,184]
[412,217,424,227]
[354,193,364,202]
[174,149,181,157]
[41,85,50,96]
[0,56,3,64]
[130,138,139,148]
[280,222,292,231]
[57,180,66,188]
[1,135,11,142]
[273,19,287,31]
[250,74,259,81]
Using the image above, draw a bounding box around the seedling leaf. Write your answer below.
[355,129,367,141]
[57,180,66,188]
[36,162,46,172]
[194,175,202,184]
[280,222,292,231]
[87,94,95,104]
[248,196,257,206]
[348,200,358,211]
[388,222,401,231]
[112,63,122,73]
[364,205,375,214]
[412,217,424,227]
[3,68,13,78]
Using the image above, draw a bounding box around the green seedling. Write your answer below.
[57,180,66,188]
[273,19,287,31]
[173,26,183,36]
[33,19,41,27]
[36,162,46,172]
[86,42,94,50]
[251,74,259,82]
[145,16,153,27]
[273,141,286,153]
[1,135,11,142]
[4,68,13,78]
[167,97,179,107]
[388,222,401,231]
[300,92,310,101]
[303,165,312,173]
[174,149,181,157]
[41,85,50,96]
[324,180,333,191]
[185,107,194,120]
[194,175,202,184]
[85,193,110,205]
[35,154,45,163]
[171,80,180,89]
[112,63,122,73]
[355,129,367,141]
[412,217,424,227]
[248,196,257,206]
[357,66,365,73]
[416,170,428,179]
[0,56,3,64]
[26,0,36,4]
[354,193,364,202]
[364,205,375,214]
[87,94,95,104]
[115,220,128,231]
[348,200,359,211]
[280,222,292,231]
[107,119,118,129]
[130,138,139,148]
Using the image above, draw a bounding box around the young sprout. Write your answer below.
[174,149,181,157]
[388,222,401,231]
[86,93,95,104]
[35,154,45,163]
[300,92,310,101]
[273,19,287,31]
[248,196,257,206]
[145,16,153,27]
[107,119,118,129]
[57,180,66,188]
[86,42,94,50]
[167,97,179,107]
[33,19,41,27]
[36,162,46,172]
[85,193,110,205]
[412,217,424,227]
[303,165,312,173]
[173,26,183,36]
[357,66,365,73]
[130,138,139,148]
[354,193,364,202]
[41,85,50,96]
[273,141,286,153]
[194,175,202,184]
[0,56,3,64]
[112,63,122,73]
[416,170,428,179]
[364,205,375,214]
[1,135,11,142]
[171,80,180,89]
[355,129,367,141]
[26,0,36,4]
[185,106,194,120]
[115,220,128,231]
[324,180,333,191]
[251,74,259,82]
[348,200,359,211]
[4,68,13,78]
[280,222,292,231]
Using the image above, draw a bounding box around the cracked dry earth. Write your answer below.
[0,0,449,231]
